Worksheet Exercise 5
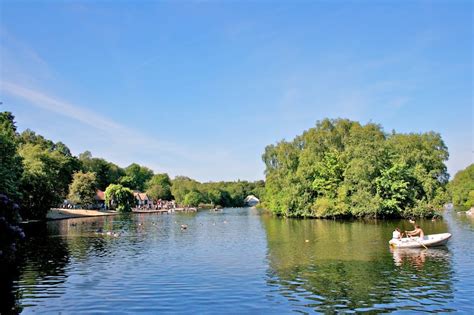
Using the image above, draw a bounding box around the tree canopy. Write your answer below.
[121,163,154,191]
[448,164,474,209]
[0,112,24,261]
[68,171,98,208]
[262,118,449,218]
[0,112,23,200]
[18,130,81,219]
[1,109,263,220]
[104,184,135,212]
[79,151,124,190]
[146,173,172,201]
[171,176,264,207]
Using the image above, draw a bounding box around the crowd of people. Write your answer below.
[134,200,176,211]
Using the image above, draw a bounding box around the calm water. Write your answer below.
[2,208,473,314]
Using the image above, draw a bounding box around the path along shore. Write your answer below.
[47,208,118,220]
[46,207,197,221]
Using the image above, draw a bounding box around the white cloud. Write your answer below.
[0,81,263,181]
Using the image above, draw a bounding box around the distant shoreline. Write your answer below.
[46,208,118,220]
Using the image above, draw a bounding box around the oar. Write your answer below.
[409,235,428,250]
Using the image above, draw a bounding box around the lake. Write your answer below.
[2,208,473,314]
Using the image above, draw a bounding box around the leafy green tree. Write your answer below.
[170,176,263,208]
[120,163,154,191]
[104,184,135,212]
[311,150,345,199]
[68,171,98,208]
[18,130,81,197]
[448,164,474,209]
[183,191,204,207]
[206,188,223,206]
[78,151,124,190]
[0,112,23,200]
[262,118,449,218]
[171,176,201,204]
[375,163,414,216]
[0,112,24,262]
[146,173,172,201]
[19,172,57,219]
[18,131,80,220]
[119,175,135,189]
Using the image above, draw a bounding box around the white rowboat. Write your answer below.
[389,233,452,248]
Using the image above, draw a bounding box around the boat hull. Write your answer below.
[389,233,452,248]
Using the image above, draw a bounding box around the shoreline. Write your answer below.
[46,208,118,220]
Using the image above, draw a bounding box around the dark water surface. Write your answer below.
[2,208,473,314]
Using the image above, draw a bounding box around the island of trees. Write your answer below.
[261,119,451,218]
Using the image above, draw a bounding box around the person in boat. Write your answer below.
[406,225,424,239]
[392,227,403,240]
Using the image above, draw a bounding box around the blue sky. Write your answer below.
[0,1,472,181]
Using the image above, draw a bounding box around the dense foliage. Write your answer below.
[171,177,264,207]
[18,130,81,219]
[120,163,154,191]
[146,173,172,201]
[68,171,98,208]
[262,119,449,218]
[1,110,262,221]
[104,184,135,212]
[0,112,23,200]
[448,164,474,209]
[78,151,124,190]
[0,113,24,262]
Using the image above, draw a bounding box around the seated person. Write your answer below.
[392,227,403,240]
[406,225,424,239]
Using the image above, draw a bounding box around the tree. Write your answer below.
[19,171,57,219]
[78,151,124,190]
[119,176,135,189]
[146,173,172,201]
[375,162,415,216]
[18,131,80,220]
[448,164,474,209]
[170,176,262,207]
[171,176,201,204]
[0,112,23,200]
[206,188,223,207]
[18,130,81,199]
[183,191,204,207]
[68,171,98,208]
[104,184,134,212]
[120,163,154,191]
[262,118,449,218]
[0,112,24,262]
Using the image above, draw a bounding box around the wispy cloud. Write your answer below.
[0,26,263,181]
[0,80,261,180]
[0,79,202,156]
[1,81,122,132]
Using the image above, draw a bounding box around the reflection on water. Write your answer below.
[2,208,473,313]
[262,216,456,313]
[1,223,70,314]
[390,247,450,268]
